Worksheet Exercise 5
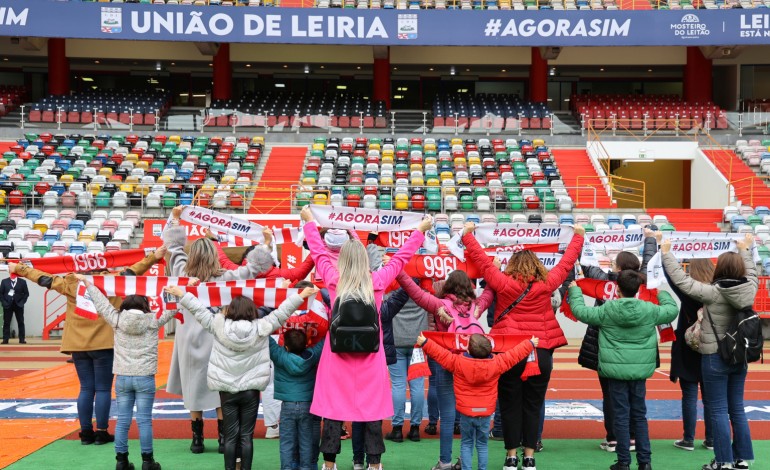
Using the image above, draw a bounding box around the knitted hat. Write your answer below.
[324,229,349,251]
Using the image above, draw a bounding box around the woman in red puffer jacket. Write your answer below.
[460,222,585,470]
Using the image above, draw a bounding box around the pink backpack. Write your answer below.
[446,301,485,335]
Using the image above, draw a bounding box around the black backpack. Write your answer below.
[329,297,379,353]
[706,305,763,366]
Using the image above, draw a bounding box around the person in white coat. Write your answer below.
[165,285,318,470]
[162,206,277,455]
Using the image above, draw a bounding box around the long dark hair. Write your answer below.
[224,296,258,322]
[120,295,152,313]
[436,270,477,304]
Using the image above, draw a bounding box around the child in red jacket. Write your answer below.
[417,333,538,470]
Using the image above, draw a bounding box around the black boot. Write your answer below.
[407,424,421,442]
[190,419,204,454]
[95,430,115,445]
[79,429,95,445]
[116,452,135,470]
[385,425,404,443]
[217,419,225,454]
[141,452,161,470]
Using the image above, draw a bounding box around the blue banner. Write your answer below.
[1,0,770,46]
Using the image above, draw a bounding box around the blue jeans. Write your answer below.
[389,347,425,427]
[428,371,439,426]
[72,349,114,431]
[429,358,456,464]
[459,414,491,470]
[491,401,502,437]
[115,375,156,454]
[701,353,754,465]
[608,379,651,466]
[280,402,315,470]
[680,379,713,443]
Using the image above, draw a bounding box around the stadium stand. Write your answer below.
[27,90,172,125]
[433,94,551,130]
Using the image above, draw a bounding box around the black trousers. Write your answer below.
[220,390,260,470]
[498,348,553,451]
[2,305,24,342]
[321,419,384,464]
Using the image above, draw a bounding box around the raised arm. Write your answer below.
[639,233,658,273]
[125,247,165,276]
[567,285,606,326]
[395,271,443,314]
[654,291,680,325]
[277,256,315,283]
[373,229,426,288]
[179,292,217,333]
[86,284,120,328]
[303,221,338,285]
[492,339,535,374]
[162,225,189,277]
[215,242,241,270]
[476,283,496,313]
[461,231,512,292]
[545,232,585,292]
[14,264,76,299]
[661,252,718,304]
[582,264,610,281]
[742,247,759,291]
[421,337,459,373]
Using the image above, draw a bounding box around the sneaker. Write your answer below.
[609,463,630,470]
[674,439,695,451]
[322,465,337,470]
[424,424,437,435]
[734,460,749,470]
[353,462,365,470]
[522,456,536,470]
[430,461,451,470]
[265,425,279,439]
[600,441,617,452]
[535,441,543,452]
[638,464,652,470]
[453,423,460,435]
[702,460,734,470]
[340,425,350,440]
[629,440,636,452]
[503,456,518,470]
[703,440,714,450]
[489,431,504,441]
[451,459,461,470]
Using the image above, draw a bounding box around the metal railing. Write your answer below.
[725,174,770,208]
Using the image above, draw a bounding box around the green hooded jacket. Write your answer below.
[568,288,679,381]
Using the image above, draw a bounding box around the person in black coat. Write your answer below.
[1,274,29,344]
[576,228,657,451]
[666,257,714,451]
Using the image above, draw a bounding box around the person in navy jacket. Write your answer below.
[1,273,29,344]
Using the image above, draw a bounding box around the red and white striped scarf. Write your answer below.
[13,249,153,274]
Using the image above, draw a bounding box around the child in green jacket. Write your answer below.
[269,329,325,470]
[569,270,678,470]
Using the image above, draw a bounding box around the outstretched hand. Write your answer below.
[418,215,434,233]
[416,334,427,347]
[737,233,754,251]
[164,286,185,298]
[300,206,313,223]
[573,225,586,236]
[660,239,672,254]
[299,287,320,299]
[462,222,476,236]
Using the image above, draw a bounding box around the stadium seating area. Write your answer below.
[0,133,262,214]
[295,136,575,212]
[71,0,770,8]
[0,86,27,118]
[432,94,552,130]
[205,92,387,128]
[28,90,172,125]
[722,203,770,273]
[735,138,770,172]
[571,94,729,130]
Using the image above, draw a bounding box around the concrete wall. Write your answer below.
[691,149,730,209]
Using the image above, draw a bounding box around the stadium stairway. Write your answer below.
[703,149,770,207]
[249,146,307,214]
[551,148,614,209]
[647,208,723,232]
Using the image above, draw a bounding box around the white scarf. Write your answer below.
[308,205,425,232]
[472,223,574,246]
[581,229,645,266]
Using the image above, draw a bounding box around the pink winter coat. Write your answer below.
[304,221,425,422]
[397,274,495,333]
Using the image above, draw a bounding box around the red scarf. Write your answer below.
[422,331,540,379]
[563,278,675,342]
[14,249,152,274]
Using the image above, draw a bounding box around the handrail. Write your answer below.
[608,175,646,209]
[725,174,770,208]
[42,289,67,340]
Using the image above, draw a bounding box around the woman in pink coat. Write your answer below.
[300,206,432,470]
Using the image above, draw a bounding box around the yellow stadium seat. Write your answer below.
[251,136,265,145]
[425,157,437,166]
[312,143,325,151]
[533,139,545,147]
[410,163,423,172]
[313,193,328,205]
[411,176,424,186]
[90,183,102,196]
[126,153,139,163]
[381,155,394,164]
[394,193,409,210]
[440,171,454,181]
[99,167,113,178]
[380,176,394,186]
[468,156,481,166]
[424,143,437,152]
[302,177,317,185]
[368,143,381,151]
[451,138,463,146]
[59,174,74,185]
[427,178,440,187]
[454,157,467,167]
[168,135,182,144]
[120,183,135,193]
[157,176,172,184]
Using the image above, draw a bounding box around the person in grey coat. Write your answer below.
[165,284,318,470]
[163,206,277,455]
[661,233,757,470]
[82,278,176,470]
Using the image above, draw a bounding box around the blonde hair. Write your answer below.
[186,238,226,281]
[335,239,375,305]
